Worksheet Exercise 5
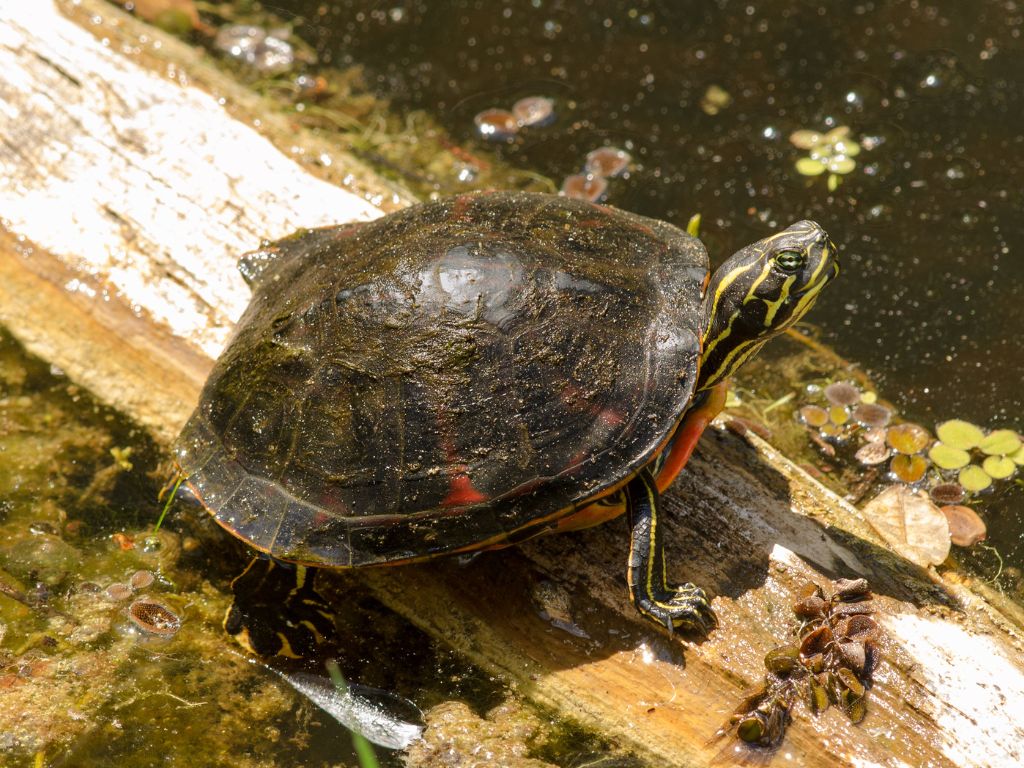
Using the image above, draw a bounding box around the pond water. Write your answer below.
[285,0,1024,571]
[3,1,1024,765]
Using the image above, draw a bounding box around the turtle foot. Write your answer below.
[637,582,718,637]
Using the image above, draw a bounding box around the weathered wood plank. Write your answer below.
[2,2,1023,766]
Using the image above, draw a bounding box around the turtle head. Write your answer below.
[696,220,838,391]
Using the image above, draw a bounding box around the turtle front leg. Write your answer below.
[224,557,337,657]
[625,468,717,636]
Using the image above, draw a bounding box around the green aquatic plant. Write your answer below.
[790,126,862,191]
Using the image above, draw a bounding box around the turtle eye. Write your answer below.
[774,249,807,273]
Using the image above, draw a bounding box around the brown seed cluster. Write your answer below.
[724,578,879,748]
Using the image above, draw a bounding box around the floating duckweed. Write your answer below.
[979,429,1021,456]
[560,173,608,202]
[1012,445,1024,465]
[982,455,1016,480]
[860,391,878,404]
[928,443,970,470]
[584,147,632,178]
[824,381,860,407]
[886,423,930,454]
[128,598,182,636]
[736,716,764,743]
[941,505,987,547]
[891,454,927,483]
[855,441,890,466]
[511,96,555,127]
[828,157,857,174]
[935,419,985,450]
[930,482,965,505]
[799,405,829,428]
[473,108,519,140]
[795,157,827,176]
[958,464,992,493]
[852,402,891,428]
[829,405,850,426]
[700,84,732,115]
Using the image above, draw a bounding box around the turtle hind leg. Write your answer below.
[625,469,718,636]
[224,557,337,658]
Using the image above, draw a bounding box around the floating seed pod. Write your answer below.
[929,443,970,470]
[584,147,632,178]
[930,482,965,505]
[130,570,155,590]
[560,173,608,202]
[824,381,860,407]
[128,598,182,636]
[855,441,890,466]
[935,419,985,450]
[886,423,930,454]
[511,96,555,127]
[852,402,891,428]
[941,505,987,547]
[105,583,132,601]
[473,108,519,140]
[799,405,829,428]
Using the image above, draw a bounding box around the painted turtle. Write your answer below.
[174,191,838,656]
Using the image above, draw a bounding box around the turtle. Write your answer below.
[173,190,838,657]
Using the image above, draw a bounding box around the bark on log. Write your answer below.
[2,2,1023,766]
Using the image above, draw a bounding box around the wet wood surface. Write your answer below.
[2,2,1024,766]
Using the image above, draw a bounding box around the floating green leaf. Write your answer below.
[928,443,970,470]
[796,157,827,176]
[935,419,985,450]
[828,156,857,174]
[1012,445,1024,466]
[789,129,823,149]
[958,465,992,493]
[982,455,1016,480]
[979,429,1021,456]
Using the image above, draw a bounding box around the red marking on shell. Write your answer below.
[442,472,488,507]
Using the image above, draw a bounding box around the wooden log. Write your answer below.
[2,2,1023,766]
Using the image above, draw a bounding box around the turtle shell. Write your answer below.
[175,191,708,567]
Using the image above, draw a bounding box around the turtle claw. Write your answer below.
[640,582,718,638]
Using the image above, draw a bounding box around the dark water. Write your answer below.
[283,0,1024,567]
